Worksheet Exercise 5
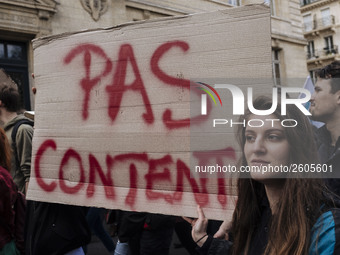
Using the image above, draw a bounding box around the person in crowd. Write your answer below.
[139,213,175,255]
[174,219,200,255]
[174,218,223,255]
[86,207,115,254]
[25,202,91,255]
[0,127,24,254]
[0,70,33,195]
[310,60,340,196]
[187,96,340,255]
[114,211,175,255]
[24,86,92,255]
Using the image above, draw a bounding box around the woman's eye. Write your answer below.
[245,135,255,142]
[267,135,281,141]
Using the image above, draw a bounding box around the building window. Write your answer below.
[324,35,334,54]
[0,42,26,62]
[7,44,23,60]
[264,0,276,16]
[228,0,239,6]
[0,43,4,59]
[303,14,313,31]
[272,49,281,86]
[301,0,315,6]
[0,40,30,110]
[310,71,316,84]
[321,8,332,26]
[307,40,315,59]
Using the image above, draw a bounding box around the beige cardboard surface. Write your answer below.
[27,4,272,221]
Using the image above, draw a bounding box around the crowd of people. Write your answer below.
[0,60,340,255]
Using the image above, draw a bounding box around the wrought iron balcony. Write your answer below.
[304,20,317,32]
[307,45,338,60]
[303,15,335,33]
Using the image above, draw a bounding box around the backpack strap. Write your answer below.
[11,119,34,165]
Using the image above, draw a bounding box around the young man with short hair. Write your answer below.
[0,70,33,194]
[310,60,340,195]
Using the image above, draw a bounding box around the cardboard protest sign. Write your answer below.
[27,4,272,220]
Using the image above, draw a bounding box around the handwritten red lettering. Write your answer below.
[151,41,192,129]
[175,159,209,207]
[87,154,115,199]
[34,140,235,209]
[64,44,113,120]
[113,153,149,207]
[34,139,57,192]
[150,41,190,87]
[106,44,154,124]
[42,41,232,211]
[59,149,85,194]
[126,164,138,207]
[145,155,174,203]
[193,148,237,207]
[63,42,211,129]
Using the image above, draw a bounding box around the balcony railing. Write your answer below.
[320,16,335,27]
[307,45,338,60]
[304,15,335,33]
[304,20,317,32]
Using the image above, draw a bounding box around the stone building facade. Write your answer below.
[301,0,340,79]
[242,0,309,88]
[0,0,237,110]
[0,0,308,110]
[270,0,309,87]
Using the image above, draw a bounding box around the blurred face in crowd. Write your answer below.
[310,78,339,123]
[244,114,290,182]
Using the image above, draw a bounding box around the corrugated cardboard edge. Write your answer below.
[32,4,270,50]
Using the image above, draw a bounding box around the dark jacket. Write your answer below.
[25,202,91,255]
[316,125,340,195]
[116,211,176,255]
[197,197,340,255]
[0,166,17,250]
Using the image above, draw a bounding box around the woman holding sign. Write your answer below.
[187,96,340,255]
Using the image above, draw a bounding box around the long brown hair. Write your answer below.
[0,128,12,171]
[231,96,325,255]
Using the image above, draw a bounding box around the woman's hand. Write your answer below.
[213,219,231,240]
[183,205,209,247]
